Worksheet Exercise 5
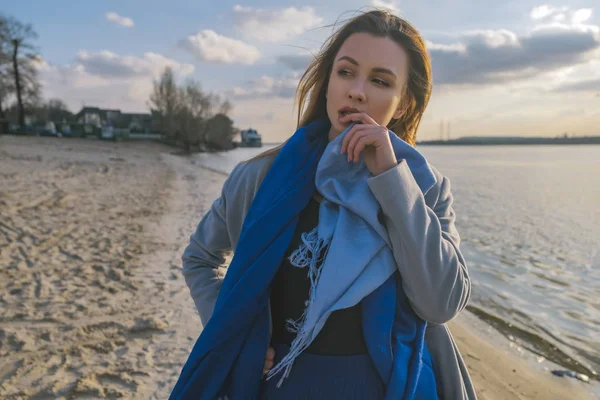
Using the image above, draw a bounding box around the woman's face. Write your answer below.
[326,32,410,141]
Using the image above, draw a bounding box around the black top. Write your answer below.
[269,196,368,355]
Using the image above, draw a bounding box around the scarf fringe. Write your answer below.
[265,226,331,387]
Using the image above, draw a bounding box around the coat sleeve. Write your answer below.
[367,160,471,325]
[181,164,241,326]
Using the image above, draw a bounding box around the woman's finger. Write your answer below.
[347,129,370,162]
[340,113,378,154]
[341,125,355,154]
[263,346,275,376]
[266,347,275,361]
[353,135,372,162]
[343,123,368,159]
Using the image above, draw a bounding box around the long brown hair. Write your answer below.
[245,8,432,168]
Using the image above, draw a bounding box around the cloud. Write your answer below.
[370,0,400,14]
[548,57,600,92]
[75,51,194,78]
[36,52,194,112]
[428,9,600,86]
[530,5,593,24]
[36,59,107,89]
[179,30,261,64]
[572,8,593,24]
[232,5,323,42]
[530,5,569,21]
[553,78,600,92]
[426,42,467,53]
[226,73,300,99]
[105,12,134,28]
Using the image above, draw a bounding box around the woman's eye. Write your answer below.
[373,79,389,87]
[337,69,389,87]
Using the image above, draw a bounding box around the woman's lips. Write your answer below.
[338,111,352,121]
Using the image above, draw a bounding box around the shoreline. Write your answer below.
[450,312,597,399]
[0,136,597,399]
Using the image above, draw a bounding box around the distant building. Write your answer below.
[75,107,118,127]
[75,107,154,133]
[239,128,262,147]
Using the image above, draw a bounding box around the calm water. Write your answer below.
[192,144,600,378]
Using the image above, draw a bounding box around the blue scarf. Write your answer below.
[170,119,439,400]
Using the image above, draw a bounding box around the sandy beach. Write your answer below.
[0,135,596,399]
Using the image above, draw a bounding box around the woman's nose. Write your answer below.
[348,87,366,102]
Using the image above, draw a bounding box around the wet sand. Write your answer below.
[0,135,595,399]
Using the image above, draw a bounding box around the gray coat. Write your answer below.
[181,154,478,399]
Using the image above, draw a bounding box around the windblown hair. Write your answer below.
[245,8,432,168]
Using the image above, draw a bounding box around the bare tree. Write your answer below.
[0,16,12,131]
[218,99,232,116]
[149,67,236,153]
[149,67,179,140]
[183,79,213,120]
[172,79,213,152]
[181,79,216,151]
[208,92,233,116]
[0,14,41,128]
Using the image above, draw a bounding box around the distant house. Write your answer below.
[75,107,120,128]
[115,112,153,133]
[75,107,154,133]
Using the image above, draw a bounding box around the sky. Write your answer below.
[4,0,600,142]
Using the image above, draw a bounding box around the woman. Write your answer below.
[171,9,476,400]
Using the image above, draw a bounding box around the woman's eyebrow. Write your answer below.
[336,55,397,79]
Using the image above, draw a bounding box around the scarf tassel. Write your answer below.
[265,226,331,387]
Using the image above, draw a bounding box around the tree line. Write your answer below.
[1,14,239,153]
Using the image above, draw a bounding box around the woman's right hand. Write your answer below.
[263,346,275,376]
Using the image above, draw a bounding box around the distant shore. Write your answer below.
[261,136,600,147]
[417,136,600,145]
